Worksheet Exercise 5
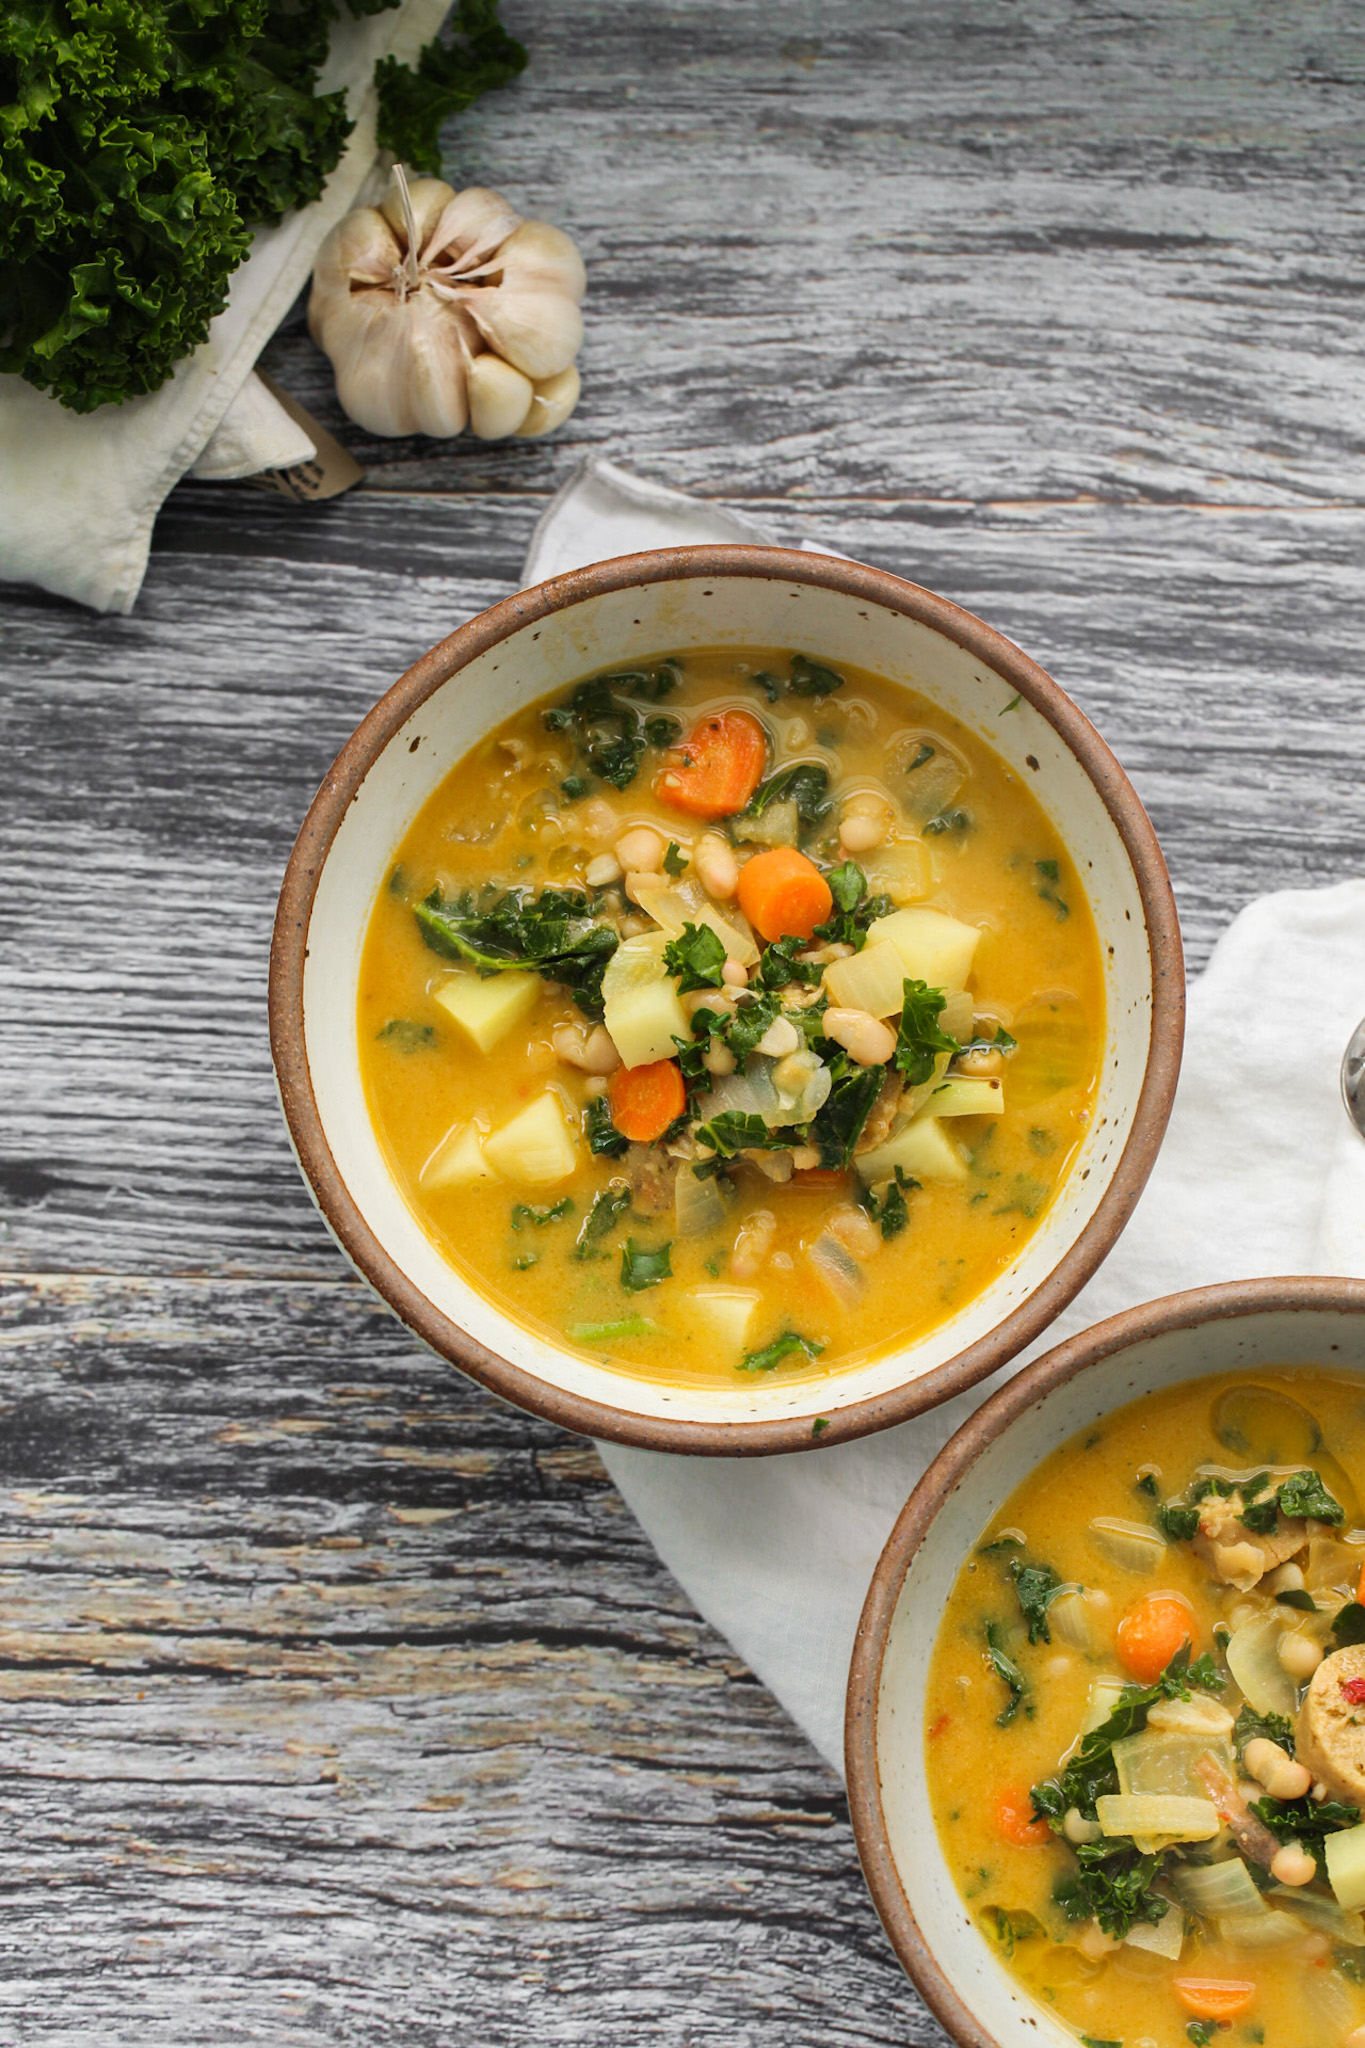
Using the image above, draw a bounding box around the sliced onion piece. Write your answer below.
[1226,1612,1297,1718]
[1173,1857,1264,1920]
[1087,1517,1166,1574]
[674,1165,730,1239]
[1095,1794,1219,1843]
[1268,1885,1365,1945]
[1124,1908,1185,1960]
[1048,1587,1100,1652]
[807,1233,863,1307]
[1217,1908,1305,1950]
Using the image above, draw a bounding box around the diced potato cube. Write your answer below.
[823,939,907,1018]
[602,933,691,1068]
[855,1116,968,1187]
[482,1093,578,1184]
[925,1075,1004,1118]
[433,970,540,1053]
[1327,1822,1365,1910]
[866,907,981,990]
[691,1288,762,1352]
[421,1121,496,1191]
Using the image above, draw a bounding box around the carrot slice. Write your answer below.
[655,709,767,818]
[1173,1980,1257,2022]
[1115,1594,1196,1685]
[735,847,834,942]
[1356,1557,1365,1607]
[607,1058,686,1143]
[994,1786,1050,1847]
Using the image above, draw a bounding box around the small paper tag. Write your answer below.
[247,372,364,501]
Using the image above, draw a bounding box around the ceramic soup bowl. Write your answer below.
[269,546,1182,1454]
[845,1276,1365,2047]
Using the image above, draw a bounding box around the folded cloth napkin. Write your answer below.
[0,0,448,616]
[521,457,1365,1774]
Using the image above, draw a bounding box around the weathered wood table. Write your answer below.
[3,3,1361,2039]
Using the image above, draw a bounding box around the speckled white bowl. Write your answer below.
[269,546,1183,1454]
[846,1278,1365,2046]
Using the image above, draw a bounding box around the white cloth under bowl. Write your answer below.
[523,457,1365,1773]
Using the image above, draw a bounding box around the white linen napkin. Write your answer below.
[0,0,447,615]
[521,457,1365,1774]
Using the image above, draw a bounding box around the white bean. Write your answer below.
[552,1023,622,1075]
[755,1016,800,1058]
[955,1047,1004,1078]
[703,1040,736,1076]
[839,811,888,854]
[582,798,617,840]
[584,852,623,888]
[822,1007,897,1067]
[731,1210,777,1282]
[694,833,739,900]
[1244,1738,1313,1801]
[1264,1562,1305,1594]
[721,959,749,988]
[617,914,650,937]
[1062,1807,1102,1846]
[683,988,734,1020]
[615,825,666,872]
[583,1075,609,1098]
[1277,1632,1323,1681]
[1270,1842,1317,1887]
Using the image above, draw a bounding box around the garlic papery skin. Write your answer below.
[308,167,586,441]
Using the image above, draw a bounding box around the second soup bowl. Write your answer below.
[270,546,1182,1452]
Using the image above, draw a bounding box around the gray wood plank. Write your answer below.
[0,1272,927,2048]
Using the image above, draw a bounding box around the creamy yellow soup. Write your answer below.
[358,646,1103,1387]
[926,1370,1365,2048]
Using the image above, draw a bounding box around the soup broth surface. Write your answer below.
[359,646,1103,1386]
[926,1368,1365,2048]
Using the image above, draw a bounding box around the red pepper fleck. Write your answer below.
[1340,1676,1365,1704]
[928,1713,951,1741]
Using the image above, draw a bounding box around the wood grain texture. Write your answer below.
[3,0,1365,2036]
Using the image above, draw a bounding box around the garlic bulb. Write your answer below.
[308,168,585,441]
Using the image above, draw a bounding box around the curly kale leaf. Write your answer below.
[375,0,526,173]
[894,979,959,1085]
[415,886,618,1019]
[807,1052,884,1168]
[742,762,831,828]
[985,1622,1030,1726]
[1055,1846,1168,1940]
[663,922,726,993]
[812,861,894,952]
[1009,1559,1065,1646]
[1251,1791,1358,1847]
[739,1329,825,1374]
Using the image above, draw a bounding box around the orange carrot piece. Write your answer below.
[655,709,767,819]
[994,1786,1051,1847]
[1115,1594,1197,1685]
[1173,1981,1257,2023]
[1356,1557,1365,1607]
[927,1713,951,1742]
[607,1058,686,1144]
[735,847,834,942]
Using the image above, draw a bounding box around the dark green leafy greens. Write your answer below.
[1009,1560,1065,1646]
[574,1186,631,1260]
[808,1053,884,1168]
[741,763,831,828]
[860,1167,915,1239]
[663,922,726,992]
[985,1623,1030,1726]
[739,1329,825,1374]
[893,979,959,1085]
[786,654,845,699]
[813,861,894,952]
[1334,1602,1365,1648]
[415,886,618,1019]
[585,1097,629,1157]
[1251,1791,1358,1846]
[620,1238,672,1291]
[374,0,527,171]
[542,670,680,790]
[757,936,824,990]
[694,1111,790,1160]
[0,0,525,411]
[1234,1706,1294,1757]
[511,1198,573,1230]
[377,1018,436,1050]
[1056,1847,1168,1940]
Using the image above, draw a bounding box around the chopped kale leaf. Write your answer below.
[984,1622,1030,1726]
[739,1329,825,1373]
[694,1111,791,1159]
[585,1097,629,1157]
[742,762,831,828]
[1334,1602,1365,1648]
[860,1167,915,1240]
[1277,1469,1346,1524]
[757,935,825,989]
[808,1053,884,1168]
[724,993,782,1059]
[663,921,727,992]
[376,1018,436,1051]
[907,742,936,773]
[1057,1847,1167,1940]
[662,839,687,877]
[893,979,959,1085]
[1234,1706,1294,1757]
[1009,1559,1065,1646]
[510,1198,573,1230]
[1158,1503,1202,1542]
[620,1237,673,1292]
[1251,1791,1358,1847]
[786,653,845,699]
[574,1186,631,1260]
[415,886,618,1019]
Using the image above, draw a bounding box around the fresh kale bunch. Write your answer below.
[0,0,525,412]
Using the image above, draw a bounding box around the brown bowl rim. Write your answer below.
[843,1272,1365,2045]
[268,544,1185,1455]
